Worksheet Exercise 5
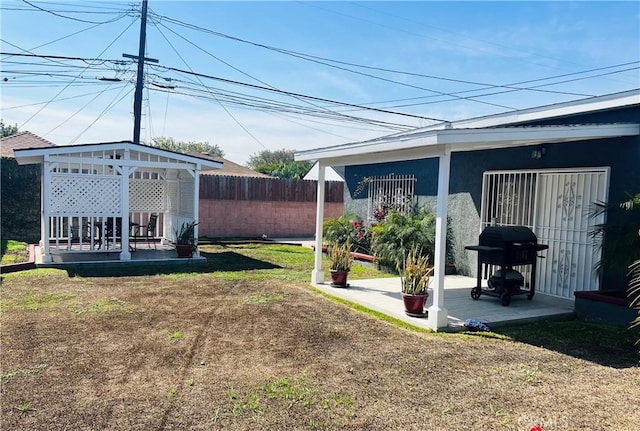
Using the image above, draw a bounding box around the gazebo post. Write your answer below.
[41,157,52,263]
[119,160,132,261]
[311,162,326,284]
[193,169,200,257]
[427,150,451,331]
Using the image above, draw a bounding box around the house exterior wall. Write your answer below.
[199,200,343,238]
[343,105,639,291]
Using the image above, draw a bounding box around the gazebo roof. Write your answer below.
[14,140,223,171]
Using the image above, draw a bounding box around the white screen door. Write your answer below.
[481,168,609,299]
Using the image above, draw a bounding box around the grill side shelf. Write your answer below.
[464,245,504,252]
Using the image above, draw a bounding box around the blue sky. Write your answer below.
[2,1,639,164]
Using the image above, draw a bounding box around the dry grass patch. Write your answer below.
[1,244,639,430]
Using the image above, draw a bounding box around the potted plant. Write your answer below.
[328,241,353,287]
[174,221,198,258]
[400,247,434,317]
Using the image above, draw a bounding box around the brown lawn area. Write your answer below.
[1,244,639,430]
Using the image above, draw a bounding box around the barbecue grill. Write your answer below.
[465,226,548,306]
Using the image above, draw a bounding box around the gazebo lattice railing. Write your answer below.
[14,141,221,263]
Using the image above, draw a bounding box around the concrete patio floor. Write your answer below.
[313,275,575,330]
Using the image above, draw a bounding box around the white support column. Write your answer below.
[428,150,451,331]
[193,169,201,257]
[119,161,132,261]
[311,162,326,284]
[41,158,51,263]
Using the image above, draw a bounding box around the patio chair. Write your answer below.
[142,214,158,249]
[97,217,122,250]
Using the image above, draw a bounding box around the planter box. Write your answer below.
[574,290,638,328]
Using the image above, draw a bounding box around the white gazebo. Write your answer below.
[296,90,640,331]
[14,141,222,263]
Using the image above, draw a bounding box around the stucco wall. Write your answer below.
[199,200,343,238]
[342,108,639,289]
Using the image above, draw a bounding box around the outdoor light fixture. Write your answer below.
[531,145,547,160]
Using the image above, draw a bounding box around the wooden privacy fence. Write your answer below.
[198,175,344,238]
[199,175,343,202]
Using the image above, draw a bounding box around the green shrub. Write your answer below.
[371,209,437,270]
[323,214,371,254]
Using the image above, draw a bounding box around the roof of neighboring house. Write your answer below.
[193,152,272,178]
[0,131,55,158]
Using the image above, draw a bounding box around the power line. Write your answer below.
[21,0,133,25]
[15,18,137,129]
[155,12,607,102]
[152,23,269,150]
[69,85,134,143]
[46,81,121,134]
[152,17,426,133]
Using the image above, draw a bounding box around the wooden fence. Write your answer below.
[198,175,344,238]
[199,175,343,202]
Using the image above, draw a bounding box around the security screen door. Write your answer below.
[481,168,609,299]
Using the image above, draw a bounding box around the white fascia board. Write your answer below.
[14,142,133,165]
[125,143,223,169]
[296,123,639,167]
[296,133,440,162]
[46,155,209,171]
[310,145,446,167]
[14,141,223,170]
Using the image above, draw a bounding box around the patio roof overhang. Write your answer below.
[297,122,639,332]
[295,123,640,167]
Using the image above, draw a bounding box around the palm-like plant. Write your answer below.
[400,247,434,295]
[589,193,640,280]
[371,209,436,270]
[328,241,353,272]
[591,192,640,339]
[621,194,640,337]
[174,221,198,253]
[323,214,353,247]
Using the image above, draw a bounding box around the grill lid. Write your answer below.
[479,226,538,246]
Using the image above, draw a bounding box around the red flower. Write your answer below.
[530,426,543,431]
[353,221,360,229]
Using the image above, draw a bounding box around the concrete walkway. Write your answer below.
[313,275,575,330]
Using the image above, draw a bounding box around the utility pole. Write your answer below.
[125,0,157,145]
[132,0,148,145]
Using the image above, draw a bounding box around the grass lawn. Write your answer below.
[1,243,639,430]
[0,240,29,265]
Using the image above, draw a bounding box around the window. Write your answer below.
[366,174,416,223]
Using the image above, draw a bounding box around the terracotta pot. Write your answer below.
[175,244,194,258]
[401,293,428,316]
[330,270,349,287]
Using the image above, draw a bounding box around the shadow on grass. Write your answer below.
[61,250,281,277]
[478,319,640,369]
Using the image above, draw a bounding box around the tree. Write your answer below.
[150,136,224,157]
[246,148,313,179]
[1,119,18,138]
